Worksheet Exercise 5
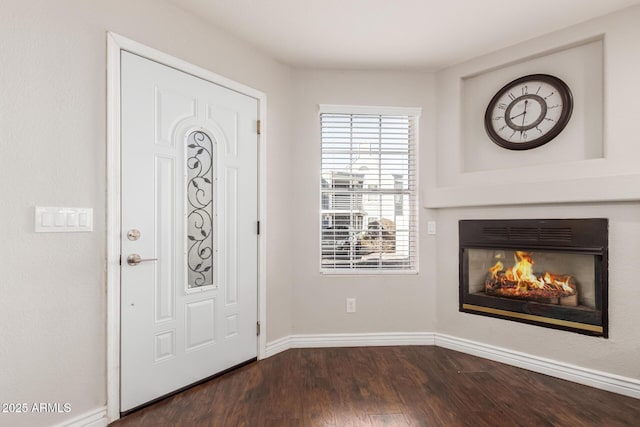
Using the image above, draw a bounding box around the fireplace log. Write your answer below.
[560,294,578,307]
[485,274,578,305]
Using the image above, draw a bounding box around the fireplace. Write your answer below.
[459,219,608,337]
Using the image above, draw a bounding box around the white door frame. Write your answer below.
[106,32,267,423]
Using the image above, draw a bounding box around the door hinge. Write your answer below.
[257,321,261,336]
[257,119,261,135]
[257,221,260,235]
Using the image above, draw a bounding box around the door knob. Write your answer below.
[127,254,158,266]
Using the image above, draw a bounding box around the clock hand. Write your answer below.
[521,100,528,127]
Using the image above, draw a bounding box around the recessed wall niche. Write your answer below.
[461,38,603,173]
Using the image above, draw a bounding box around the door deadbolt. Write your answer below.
[127,229,141,241]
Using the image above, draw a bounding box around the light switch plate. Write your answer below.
[346,298,356,313]
[35,207,93,232]
[427,221,437,235]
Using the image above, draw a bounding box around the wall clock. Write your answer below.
[484,74,573,150]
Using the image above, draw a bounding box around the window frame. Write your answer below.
[318,104,421,275]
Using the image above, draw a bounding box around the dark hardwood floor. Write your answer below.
[111,346,640,426]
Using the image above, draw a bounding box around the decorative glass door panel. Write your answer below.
[187,130,215,289]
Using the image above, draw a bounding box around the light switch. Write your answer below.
[55,213,65,227]
[35,207,93,233]
[427,221,437,235]
[78,213,89,227]
[67,212,78,227]
[41,213,53,227]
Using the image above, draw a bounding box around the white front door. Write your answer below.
[120,51,259,412]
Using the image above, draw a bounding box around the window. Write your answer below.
[320,105,420,273]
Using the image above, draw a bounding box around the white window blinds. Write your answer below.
[320,106,419,273]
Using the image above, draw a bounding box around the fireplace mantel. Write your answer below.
[425,173,640,208]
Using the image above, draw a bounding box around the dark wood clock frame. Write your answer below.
[484,74,573,151]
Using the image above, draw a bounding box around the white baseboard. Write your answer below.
[52,407,108,427]
[435,334,640,400]
[265,332,435,357]
[292,332,436,348]
[264,335,292,357]
[265,332,640,400]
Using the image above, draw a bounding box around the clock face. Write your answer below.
[484,74,573,150]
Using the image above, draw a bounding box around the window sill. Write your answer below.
[320,268,419,276]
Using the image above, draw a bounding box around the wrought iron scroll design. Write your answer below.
[187,131,214,288]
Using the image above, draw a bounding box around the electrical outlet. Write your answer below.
[346,298,356,313]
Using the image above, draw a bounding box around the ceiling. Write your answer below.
[169,0,640,70]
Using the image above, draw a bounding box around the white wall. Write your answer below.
[0,1,292,425]
[428,6,640,208]
[289,69,438,335]
[432,6,640,379]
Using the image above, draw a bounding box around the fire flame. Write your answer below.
[488,251,575,295]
